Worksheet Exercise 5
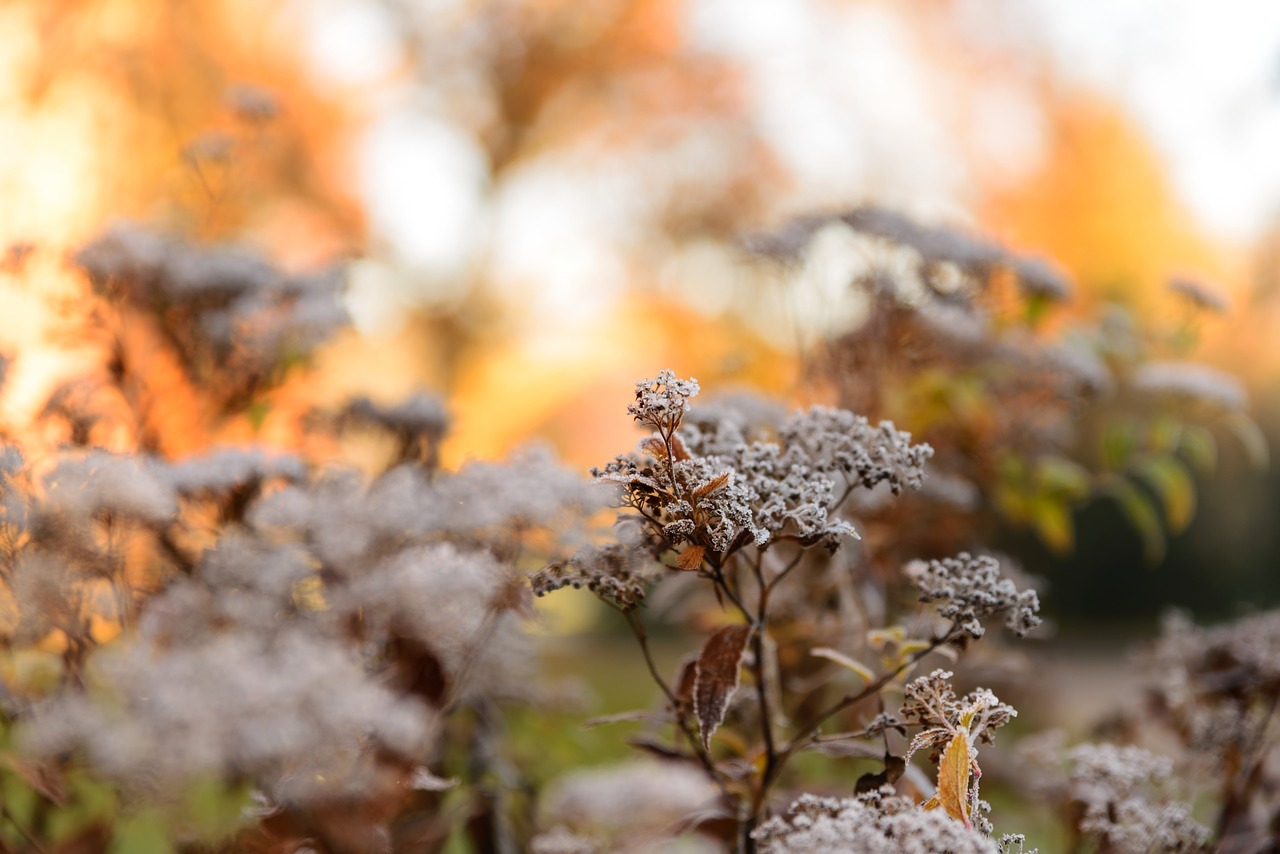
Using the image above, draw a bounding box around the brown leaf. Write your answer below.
[669,433,692,461]
[674,654,699,714]
[693,471,732,498]
[693,624,752,750]
[639,436,669,459]
[677,544,706,570]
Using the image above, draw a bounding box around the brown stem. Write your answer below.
[622,609,733,804]
[761,630,955,795]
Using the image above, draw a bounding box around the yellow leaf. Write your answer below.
[935,729,973,828]
[810,647,875,682]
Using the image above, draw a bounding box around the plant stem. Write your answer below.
[621,609,733,803]
[761,631,954,794]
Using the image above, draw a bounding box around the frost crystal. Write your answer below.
[628,370,701,434]
[530,543,658,611]
[906,553,1041,638]
[753,791,1001,854]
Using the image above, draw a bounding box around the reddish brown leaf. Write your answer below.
[677,544,706,570]
[639,436,669,459]
[693,624,752,750]
[674,654,699,714]
[669,433,692,461]
[693,471,732,498]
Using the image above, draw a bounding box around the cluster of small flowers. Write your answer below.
[530,542,660,611]
[532,760,721,853]
[906,553,1041,638]
[1147,609,1280,752]
[334,393,451,464]
[74,223,348,384]
[746,205,1071,302]
[900,669,1017,762]
[751,790,1005,854]
[1066,742,1210,854]
[1131,361,1247,410]
[23,625,436,805]
[8,414,598,805]
[596,372,932,561]
[628,369,701,435]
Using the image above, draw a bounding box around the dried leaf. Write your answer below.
[693,624,752,750]
[677,544,706,570]
[639,436,669,459]
[693,471,732,498]
[674,655,698,714]
[582,710,661,729]
[810,646,875,682]
[928,729,973,828]
[669,433,692,461]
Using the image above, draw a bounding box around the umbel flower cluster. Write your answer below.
[534,371,1043,852]
[0,226,607,852]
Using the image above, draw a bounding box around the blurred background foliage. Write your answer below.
[9,0,1269,625]
[1,1,1280,847]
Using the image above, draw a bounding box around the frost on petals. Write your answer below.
[906,553,1041,638]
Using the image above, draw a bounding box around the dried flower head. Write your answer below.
[538,760,722,851]
[1131,361,1246,410]
[628,370,700,435]
[22,626,436,803]
[906,553,1041,638]
[530,543,658,611]
[1168,276,1229,313]
[753,790,1003,854]
[1023,739,1211,854]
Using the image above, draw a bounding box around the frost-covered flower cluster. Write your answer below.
[1131,361,1247,410]
[530,542,660,611]
[906,553,1041,638]
[900,670,1017,766]
[594,371,931,561]
[752,791,1004,854]
[1135,610,1280,846]
[74,223,348,401]
[24,626,436,804]
[629,370,702,435]
[1021,736,1210,854]
[533,760,723,853]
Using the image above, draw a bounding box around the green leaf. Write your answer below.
[109,810,173,854]
[1147,416,1182,454]
[47,773,118,843]
[1135,455,1196,535]
[1101,421,1138,471]
[1033,456,1091,500]
[2,773,38,830]
[1179,425,1217,474]
[185,778,252,841]
[810,647,875,683]
[1107,478,1166,565]
[1224,411,1270,470]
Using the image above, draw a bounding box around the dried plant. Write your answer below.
[0,214,1265,854]
[533,370,1040,851]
